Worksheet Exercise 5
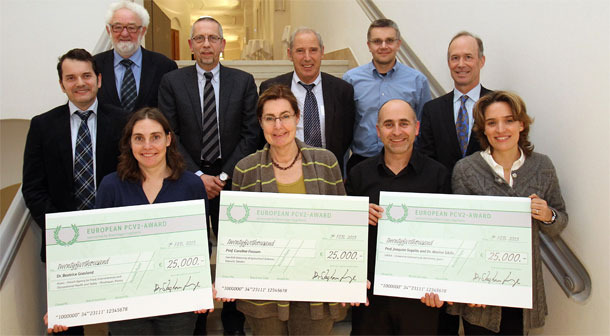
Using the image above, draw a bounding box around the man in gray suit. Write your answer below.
[158,16,257,336]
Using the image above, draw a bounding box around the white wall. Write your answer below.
[0,223,46,335]
[0,0,117,120]
[289,0,371,62]
[290,0,609,334]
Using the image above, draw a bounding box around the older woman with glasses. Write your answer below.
[230,84,346,334]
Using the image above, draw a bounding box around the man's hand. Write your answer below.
[368,203,384,226]
[200,174,225,199]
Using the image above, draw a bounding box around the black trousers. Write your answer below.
[351,295,439,335]
[194,160,245,335]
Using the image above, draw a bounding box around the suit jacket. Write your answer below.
[158,64,260,176]
[417,86,492,172]
[259,72,355,173]
[22,103,126,261]
[95,47,177,111]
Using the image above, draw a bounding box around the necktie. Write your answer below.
[456,95,469,157]
[298,82,322,147]
[74,111,95,210]
[120,59,136,113]
[201,72,220,163]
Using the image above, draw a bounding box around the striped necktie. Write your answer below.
[298,82,322,147]
[456,95,470,157]
[120,59,136,113]
[74,110,95,210]
[201,71,220,163]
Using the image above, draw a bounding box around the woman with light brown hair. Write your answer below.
[425,91,568,335]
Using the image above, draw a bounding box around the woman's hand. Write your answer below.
[343,280,371,307]
[368,204,384,226]
[529,194,553,222]
[420,292,450,308]
[44,313,69,334]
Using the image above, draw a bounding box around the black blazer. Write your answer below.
[22,103,126,260]
[158,64,260,176]
[259,72,355,173]
[95,47,177,111]
[417,86,492,172]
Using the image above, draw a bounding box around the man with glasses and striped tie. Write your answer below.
[95,1,177,113]
[158,16,259,336]
[22,48,126,335]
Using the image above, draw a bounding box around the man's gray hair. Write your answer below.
[289,27,323,50]
[367,19,401,41]
[190,16,224,39]
[106,1,150,28]
[448,31,484,59]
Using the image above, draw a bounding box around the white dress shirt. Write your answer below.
[290,72,326,148]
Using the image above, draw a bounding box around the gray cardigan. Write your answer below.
[448,151,568,334]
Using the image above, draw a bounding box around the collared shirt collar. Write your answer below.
[453,83,482,104]
[113,46,143,68]
[480,147,526,186]
[196,62,220,82]
[68,99,98,115]
[369,59,399,77]
[292,71,322,86]
[375,148,423,177]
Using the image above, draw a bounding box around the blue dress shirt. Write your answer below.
[113,47,143,97]
[343,61,431,157]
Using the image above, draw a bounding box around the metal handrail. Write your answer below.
[0,187,32,288]
[355,0,591,302]
[355,0,446,98]
[540,232,591,302]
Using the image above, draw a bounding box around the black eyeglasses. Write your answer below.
[109,24,142,34]
[368,38,399,46]
[191,35,222,44]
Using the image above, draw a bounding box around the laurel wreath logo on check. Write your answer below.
[53,224,80,246]
[226,203,250,223]
[385,203,409,222]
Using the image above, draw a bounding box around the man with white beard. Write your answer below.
[95,1,177,113]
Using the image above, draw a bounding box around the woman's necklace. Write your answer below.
[271,148,301,170]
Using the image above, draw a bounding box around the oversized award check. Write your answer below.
[374,192,532,308]
[45,200,213,327]
[216,191,369,303]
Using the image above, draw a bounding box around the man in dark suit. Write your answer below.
[418,31,491,173]
[416,31,490,335]
[95,1,177,113]
[22,48,125,335]
[158,16,258,336]
[259,27,355,173]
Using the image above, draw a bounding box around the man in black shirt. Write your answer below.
[346,99,450,335]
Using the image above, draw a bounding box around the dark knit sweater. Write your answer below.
[448,151,568,333]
